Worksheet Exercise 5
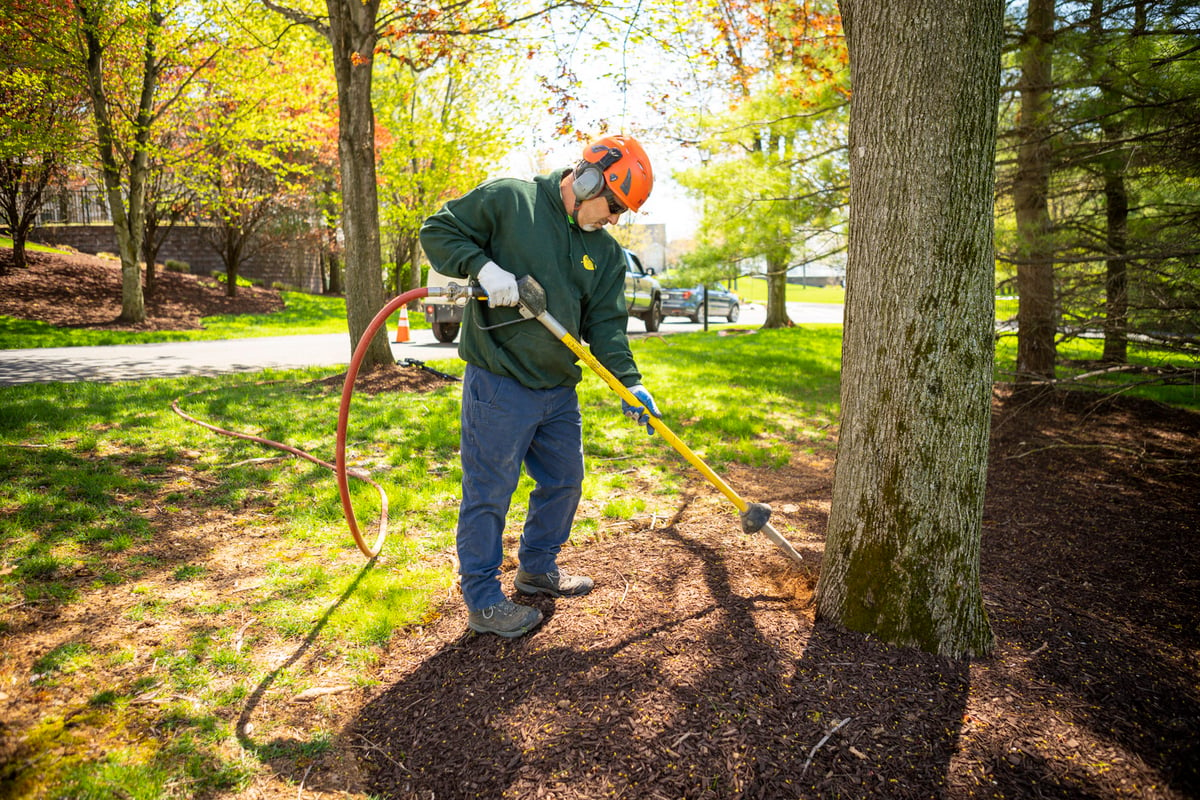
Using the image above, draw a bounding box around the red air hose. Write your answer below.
[175,285,475,561]
[335,288,430,557]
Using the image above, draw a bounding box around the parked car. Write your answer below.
[662,283,741,323]
[623,249,663,332]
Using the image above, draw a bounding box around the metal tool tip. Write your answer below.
[740,502,772,534]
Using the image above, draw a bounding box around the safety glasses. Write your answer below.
[603,190,627,215]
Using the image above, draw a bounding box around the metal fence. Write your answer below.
[34,188,112,225]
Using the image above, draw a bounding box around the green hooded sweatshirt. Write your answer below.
[419,169,642,390]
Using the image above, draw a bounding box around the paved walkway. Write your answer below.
[0,303,842,387]
[0,330,458,386]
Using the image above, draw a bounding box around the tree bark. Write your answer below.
[763,255,793,327]
[1101,147,1129,363]
[76,0,162,324]
[1013,0,1058,381]
[816,0,1001,658]
[1088,1,1129,364]
[325,0,392,368]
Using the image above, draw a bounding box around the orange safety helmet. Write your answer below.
[571,134,654,212]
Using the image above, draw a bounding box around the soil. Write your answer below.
[2,249,1198,800]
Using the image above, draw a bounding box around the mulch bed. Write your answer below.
[327,391,1199,800]
[0,247,284,331]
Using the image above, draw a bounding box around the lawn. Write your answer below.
[730,277,845,305]
[0,325,844,798]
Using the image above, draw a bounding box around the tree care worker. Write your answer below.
[420,134,661,639]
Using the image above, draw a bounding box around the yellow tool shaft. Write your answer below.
[506,281,802,566]
[552,323,750,514]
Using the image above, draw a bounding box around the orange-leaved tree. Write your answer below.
[263,0,577,369]
[667,0,849,327]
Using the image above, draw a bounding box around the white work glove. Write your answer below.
[477,260,520,308]
[621,384,662,435]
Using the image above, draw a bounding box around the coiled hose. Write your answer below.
[173,287,441,560]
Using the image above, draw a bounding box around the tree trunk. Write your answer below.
[326,0,392,368]
[226,236,243,298]
[1013,0,1058,382]
[76,0,162,324]
[142,219,159,296]
[1101,150,1129,363]
[9,229,28,272]
[327,250,343,295]
[1088,3,1129,364]
[763,255,793,327]
[816,0,1001,659]
[404,234,423,311]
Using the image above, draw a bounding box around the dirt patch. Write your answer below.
[309,363,454,395]
[1,247,1198,799]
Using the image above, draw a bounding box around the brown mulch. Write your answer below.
[310,363,453,394]
[0,247,284,330]
[3,248,1199,799]
[335,387,1200,800]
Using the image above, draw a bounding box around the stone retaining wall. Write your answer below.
[30,224,324,294]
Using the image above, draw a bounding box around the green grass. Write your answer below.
[1,235,66,255]
[994,335,1200,408]
[0,326,845,798]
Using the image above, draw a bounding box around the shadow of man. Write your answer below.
[343,516,970,799]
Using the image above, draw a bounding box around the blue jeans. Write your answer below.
[457,364,585,611]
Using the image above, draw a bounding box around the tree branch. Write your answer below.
[260,0,329,39]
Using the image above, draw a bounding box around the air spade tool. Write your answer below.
[336,277,804,566]
[509,275,804,566]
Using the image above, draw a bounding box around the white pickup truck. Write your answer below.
[623,249,664,333]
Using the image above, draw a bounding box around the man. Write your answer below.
[420,134,661,638]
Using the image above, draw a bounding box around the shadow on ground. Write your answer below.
[341,506,971,799]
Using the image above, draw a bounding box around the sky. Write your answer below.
[491,17,706,243]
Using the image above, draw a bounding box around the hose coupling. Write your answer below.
[432,282,488,303]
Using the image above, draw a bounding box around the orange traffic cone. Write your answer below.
[394,306,410,343]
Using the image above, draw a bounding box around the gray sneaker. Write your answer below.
[467,599,543,638]
[514,568,594,598]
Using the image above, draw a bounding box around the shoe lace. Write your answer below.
[481,600,515,620]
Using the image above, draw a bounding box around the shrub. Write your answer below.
[164,259,190,273]
[210,270,257,288]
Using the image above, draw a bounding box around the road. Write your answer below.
[0,302,842,386]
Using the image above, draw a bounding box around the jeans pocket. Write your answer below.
[464,364,507,408]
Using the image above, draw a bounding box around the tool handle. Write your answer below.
[551,325,750,514]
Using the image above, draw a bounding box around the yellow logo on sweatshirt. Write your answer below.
[582,255,596,271]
